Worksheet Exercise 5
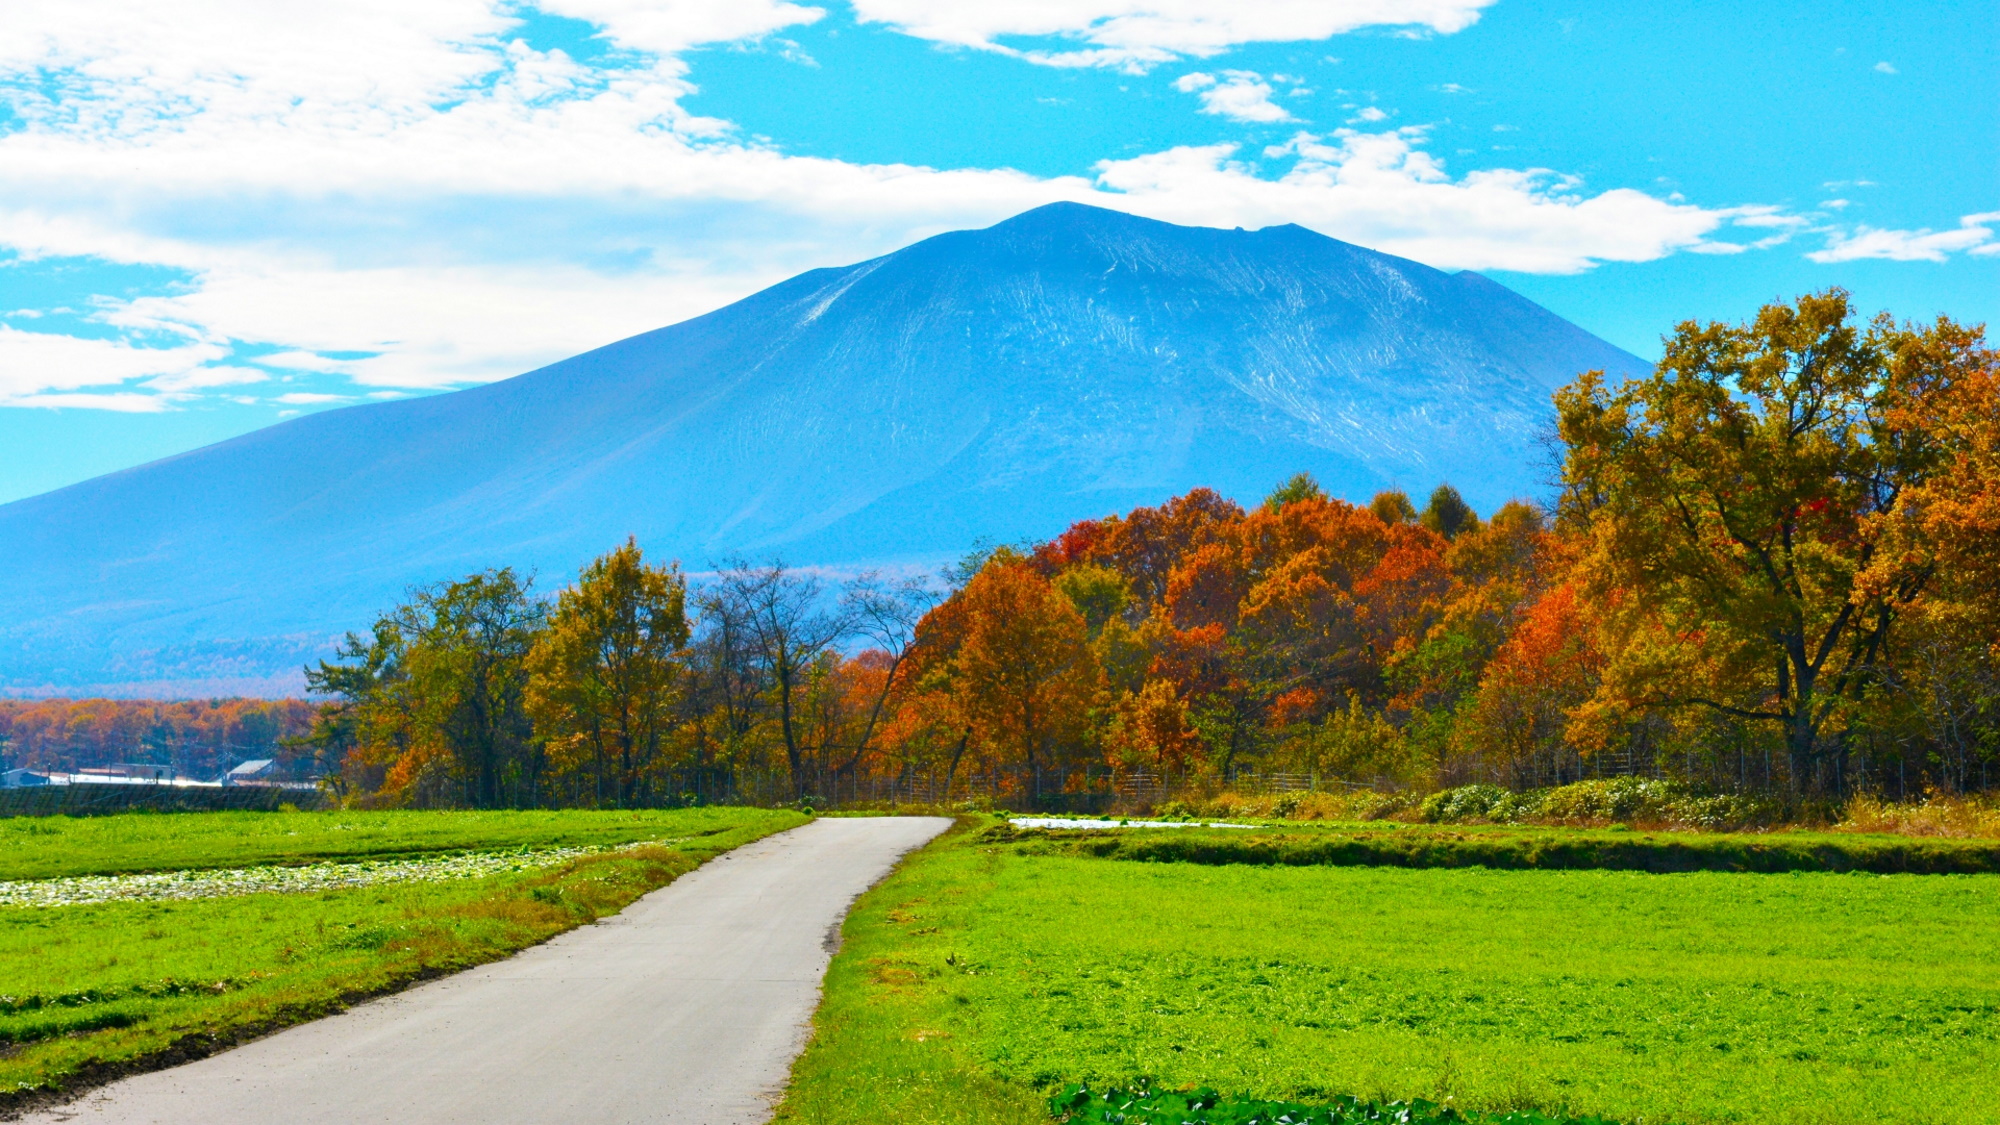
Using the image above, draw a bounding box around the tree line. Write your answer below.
[308,291,1999,804]
[0,698,320,779]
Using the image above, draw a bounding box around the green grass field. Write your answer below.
[0,806,803,1103]
[778,819,2000,1125]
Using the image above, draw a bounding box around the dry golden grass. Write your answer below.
[1838,791,2000,838]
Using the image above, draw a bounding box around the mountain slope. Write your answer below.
[0,203,1646,694]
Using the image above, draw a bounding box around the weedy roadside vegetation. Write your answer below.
[776,817,2000,1125]
[1165,778,2000,838]
[0,806,802,1106]
[993,819,2000,875]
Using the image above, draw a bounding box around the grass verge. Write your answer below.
[778,817,2000,1125]
[0,806,803,1110]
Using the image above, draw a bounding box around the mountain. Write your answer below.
[0,203,1647,696]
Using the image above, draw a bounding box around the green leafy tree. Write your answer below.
[1263,471,1327,511]
[1420,484,1478,539]
[308,569,545,807]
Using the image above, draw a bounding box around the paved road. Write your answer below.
[27,816,951,1125]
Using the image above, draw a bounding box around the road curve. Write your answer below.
[27,816,952,1125]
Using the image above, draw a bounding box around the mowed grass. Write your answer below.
[778,821,2000,1125]
[0,806,804,1102]
[0,806,787,880]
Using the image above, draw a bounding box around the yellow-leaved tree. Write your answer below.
[1555,290,1981,793]
[526,538,690,806]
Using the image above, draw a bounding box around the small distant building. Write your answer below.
[225,759,277,786]
[1,768,49,788]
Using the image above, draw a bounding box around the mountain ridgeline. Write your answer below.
[0,203,1646,694]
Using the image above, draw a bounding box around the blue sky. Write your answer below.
[1,0,1993,503]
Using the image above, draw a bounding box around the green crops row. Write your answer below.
[995,822,2000,874]
[1052,1085,1617,1125]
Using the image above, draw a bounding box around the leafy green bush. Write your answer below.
[1420,779,1786,830]
[1538,778,1669,823]
[1050,1083,1618,1125]
[1419,784,1511,822]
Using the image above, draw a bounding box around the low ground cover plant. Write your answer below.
[776,821,2000,1125]
[1051,1084,1616,1125]
[0,806,801,1105]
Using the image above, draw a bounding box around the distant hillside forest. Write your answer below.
[292,291,1999,809]
[0,698,321,780]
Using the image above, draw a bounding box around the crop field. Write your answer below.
[777,818,2000,1125]
[0,806,789,880]
[0,806,803,1103]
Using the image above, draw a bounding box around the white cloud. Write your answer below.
[1350,106,1388,123]
[1807,211,2000,263]
[1874,61,1897,74]
[0,0,1767,410]
[272,392,348,404]
[530,0,824,55]
[848,0,1497,69]
[1097,131,1732,273]
[1177,71,1294,122]
[0,325,225,400]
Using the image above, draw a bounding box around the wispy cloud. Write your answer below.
[1874,61,1898,74]
[1807,211,2000,262]
[848,0,1498,70]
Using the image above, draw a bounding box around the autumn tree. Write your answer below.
[954,555,1099,779]
[1104,679,1205,774]
[1556,290,1971,793]
[1370,489,1418,526]
[1459,583,1604,785]
[526,539,690,806]
[1870,317,2000,788]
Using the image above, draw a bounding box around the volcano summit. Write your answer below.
[0,203,1646,694]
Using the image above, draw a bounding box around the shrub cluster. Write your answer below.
[1416,778,1789,830]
